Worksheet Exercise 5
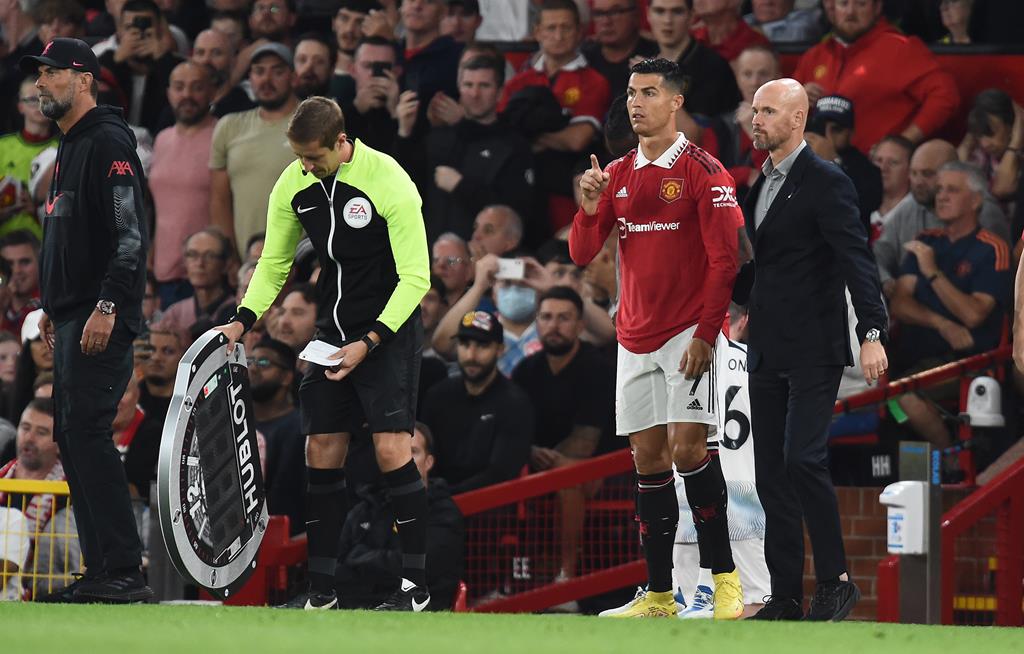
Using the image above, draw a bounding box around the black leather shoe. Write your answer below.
[805,580,860,622]
[73,569,154,604]
[746,596,804,620]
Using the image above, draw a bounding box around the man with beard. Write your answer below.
[420,310,533,494]
[97,0,185,135]
[793,0,959,152]
[294,33,336,100]
[269,283,317,352]
[332,0,380,78]
[511,286,614,583]
[0,231,43,338]
[874,139,1009,298]
[216,96,431,611]
[149,62,218,307]
[21,37,151,603]
[210,42,299,258]
[192,28,254,118]
[249,337,306,536]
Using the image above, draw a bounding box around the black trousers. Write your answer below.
[749,365,846,600]
[52,312,142,572]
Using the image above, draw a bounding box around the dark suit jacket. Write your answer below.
[733,145,888,372]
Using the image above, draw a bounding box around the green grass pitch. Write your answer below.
[2,603,1023,654]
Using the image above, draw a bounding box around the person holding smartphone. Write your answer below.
[97,0,184,134]
[337,36,401,152]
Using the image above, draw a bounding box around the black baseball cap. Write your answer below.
[457,310,503,344]
[814,95,854,129]
[20,38,101,77]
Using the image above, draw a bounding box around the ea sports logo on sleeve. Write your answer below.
[342,197,372,228]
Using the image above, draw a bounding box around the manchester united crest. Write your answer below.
[563,86,581,106]
[659,178,683,203]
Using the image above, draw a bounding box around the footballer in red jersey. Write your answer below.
[570,58,744,619]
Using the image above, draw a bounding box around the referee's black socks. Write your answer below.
[383,459,429,588]
[306,467,348,594]
[679,448,735,575]
[636,470,678,594]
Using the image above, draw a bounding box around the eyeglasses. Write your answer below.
[247,356,287,370]
[432,255,467,267]
[19,97,40,105]
[184,250,225,263]
[254,3,283,14]
[592,5,636,19]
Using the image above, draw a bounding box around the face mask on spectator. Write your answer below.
[496,285,536,322]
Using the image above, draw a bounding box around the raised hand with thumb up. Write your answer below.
[579,154,610,216]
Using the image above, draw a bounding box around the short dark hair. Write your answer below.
[287,96,346,148]
[286,282,317,305]
[604,93,637,158]
[414,421,434,454]
[354,35,398,59]
[246,231,266,253]
[296,31,338,69]
[255,336,297,371]
[33,0,86,26]
[0,230,41,255]
[26,397,55,419]
[629,58,686,94]
[121,0,161,18]
[428,274,447,299]
[460,54,505,87]
[338,0,383,12]
[536,0,580,25]
[967,88,1015,138]
[538,285,584,318]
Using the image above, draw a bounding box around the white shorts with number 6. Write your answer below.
[615,324,718,436]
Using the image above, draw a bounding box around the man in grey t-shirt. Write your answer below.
[874,139,1008,298]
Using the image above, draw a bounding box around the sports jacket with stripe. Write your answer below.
[237,139,429,344]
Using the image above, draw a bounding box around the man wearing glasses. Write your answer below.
[249,337,307,537]
[161,228,235,337]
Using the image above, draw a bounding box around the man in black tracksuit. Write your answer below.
[22,38,151,603]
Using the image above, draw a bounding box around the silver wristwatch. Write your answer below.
[864,328,881,343]
[96,299,116,315]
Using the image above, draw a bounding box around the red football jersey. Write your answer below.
[498,54,611,129]
[569,133,743,353]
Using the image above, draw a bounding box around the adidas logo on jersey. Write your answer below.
[687,399,703,411]
[615,186,628,198]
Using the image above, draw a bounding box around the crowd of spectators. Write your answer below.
[1,0,1023,603]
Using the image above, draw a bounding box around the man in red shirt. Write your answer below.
[500,0,611,230]
[570,58,744,619]
[793,0,959,153]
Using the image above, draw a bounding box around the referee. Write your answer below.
[217,97,431,611]
[21,38,151,603]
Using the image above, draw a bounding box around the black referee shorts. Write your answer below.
[299,318,422,437]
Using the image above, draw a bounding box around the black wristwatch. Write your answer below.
[96,299,116,315]
[360,334,380,353]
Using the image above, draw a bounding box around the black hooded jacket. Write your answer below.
[41,105,148,329]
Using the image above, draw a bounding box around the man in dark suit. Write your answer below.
[734,79,889,622]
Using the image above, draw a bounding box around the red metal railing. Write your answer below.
[940,457,1024,626]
